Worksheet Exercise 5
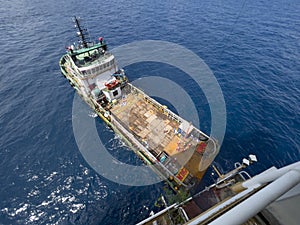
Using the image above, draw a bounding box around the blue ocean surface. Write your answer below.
[0,0,299,224]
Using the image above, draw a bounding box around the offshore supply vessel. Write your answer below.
[59,17,219,191]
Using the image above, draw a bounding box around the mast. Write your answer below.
[73,16,89,48]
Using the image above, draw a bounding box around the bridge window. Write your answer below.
[113,90,118,97]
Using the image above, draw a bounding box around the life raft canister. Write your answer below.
[104,79,119,90]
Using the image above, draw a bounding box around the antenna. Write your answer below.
[73,16,89,48]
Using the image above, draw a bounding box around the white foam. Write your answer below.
[64,176,74,185]
[45,171,58,181]
[28,175,39,182]
[41,200,51,206]
[27,189,40,197]
[15,203,29,215]
[1,207,8,213]
[83,168,89,175]
[28,211,44,222]
[70,203,85,214]
[1,169,110,224]
[60,195,75,203]
[28,214,39,222]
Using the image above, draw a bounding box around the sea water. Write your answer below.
[0,0,299,224]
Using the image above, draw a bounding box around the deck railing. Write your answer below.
[127,83,183,122]
[127,83,218,157]
[128,83,219,170]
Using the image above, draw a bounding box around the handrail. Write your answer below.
[65,55,82,76]
[128,83,219,163]
[128,83,183,122]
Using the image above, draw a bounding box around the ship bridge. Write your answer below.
[77,53,116,78]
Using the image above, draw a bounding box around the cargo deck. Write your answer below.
[109,84,218,186]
